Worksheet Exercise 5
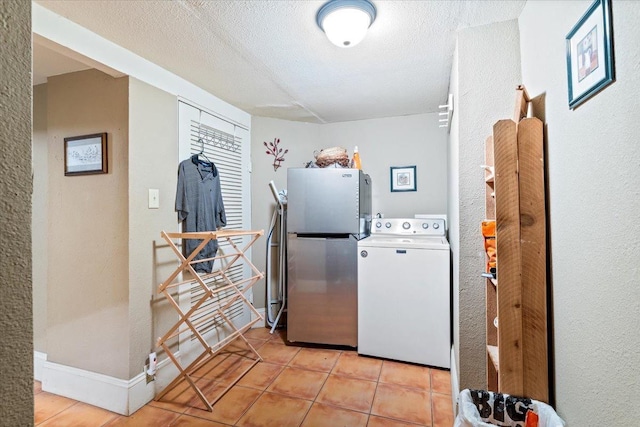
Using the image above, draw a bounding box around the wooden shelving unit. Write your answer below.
[484,86,549,403]
[155,229,264,411]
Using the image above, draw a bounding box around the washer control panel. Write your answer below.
[372,218,446,236]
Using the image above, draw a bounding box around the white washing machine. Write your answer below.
[357,217,450,368]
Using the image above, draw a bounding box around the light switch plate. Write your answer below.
[148,189,159,209]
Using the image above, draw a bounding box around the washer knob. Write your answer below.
[402,222,411,230]
[376,222,382,228]
[433,223,440,229]
[385,222,392,228]
[422,223,429,229]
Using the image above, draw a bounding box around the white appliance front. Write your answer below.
[357,235,450,368]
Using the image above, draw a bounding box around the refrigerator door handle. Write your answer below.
[293,234,352,240]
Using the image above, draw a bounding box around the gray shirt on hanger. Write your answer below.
[175,156,226,273]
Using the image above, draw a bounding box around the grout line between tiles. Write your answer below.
[369,379,380,417]
[428,391,433,427]
[231,386,262,426]
[296,395,314,427]
[34,336,452,427]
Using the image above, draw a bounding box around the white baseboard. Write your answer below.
[40,352,179,416]
[36,317,264,415]
[450,345,460,416]
[34,351,47,382]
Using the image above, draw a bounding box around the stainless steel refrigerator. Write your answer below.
[286,168,372,346]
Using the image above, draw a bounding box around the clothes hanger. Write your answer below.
[191,110,213,167]
[193,110,212,167]
[192,137,213,167]
[190,111,218,177]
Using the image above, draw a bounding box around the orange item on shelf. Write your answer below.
[481,220,496,272]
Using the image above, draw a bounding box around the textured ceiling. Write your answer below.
[34,0,526,124]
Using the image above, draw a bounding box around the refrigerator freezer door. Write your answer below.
[287,234,357,346]
[287,168,360,234]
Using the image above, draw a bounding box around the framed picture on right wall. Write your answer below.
[566,0,615,109]
[390,165,417,192]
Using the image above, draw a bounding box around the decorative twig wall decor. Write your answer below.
[264,138,288,171]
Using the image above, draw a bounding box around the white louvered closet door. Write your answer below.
[177,101,252,365]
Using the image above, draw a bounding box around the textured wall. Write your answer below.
[448,40,461,388]
[452,20,522,391]
[35,75,180,384]
[127,78,179,378]
[519,1,640,423]
[0,1,33,425]
[33,84,49,354]
[46,70,130,379]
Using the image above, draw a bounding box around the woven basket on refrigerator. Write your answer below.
[314,146,350,167]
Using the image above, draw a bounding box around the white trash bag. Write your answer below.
[454,389,565,427]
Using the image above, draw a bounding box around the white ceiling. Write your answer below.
[33,0,526,124]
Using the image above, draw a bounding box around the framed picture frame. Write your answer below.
[390,165,417,192]
[64,133,108,176]
[565,0,615,109]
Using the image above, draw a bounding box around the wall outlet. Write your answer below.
[145,352,157,384]
[147,352,157,375]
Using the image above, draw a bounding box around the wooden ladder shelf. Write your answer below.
[484,86,549,403]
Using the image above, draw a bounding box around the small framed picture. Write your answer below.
[566,0,615,109]
[390,166,417,192]
[64,133,108,176]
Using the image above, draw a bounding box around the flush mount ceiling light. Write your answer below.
[316,0,377,48]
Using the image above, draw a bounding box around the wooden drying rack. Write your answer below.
[155,229,264,411]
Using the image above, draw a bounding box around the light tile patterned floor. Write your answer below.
[34,327,454,426]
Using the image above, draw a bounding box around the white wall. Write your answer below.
[250,116,319,314]
[448,40,461,395]
[449,19,522,391]
[128,78,179,379]
[320,114,448,218]
[519,1,640,424]
[251,113,448,310]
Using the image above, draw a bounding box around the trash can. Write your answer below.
[454,389,565,427]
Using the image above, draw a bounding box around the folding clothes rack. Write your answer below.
[155,229,264,411]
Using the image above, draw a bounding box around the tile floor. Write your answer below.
[35,327,454,426]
